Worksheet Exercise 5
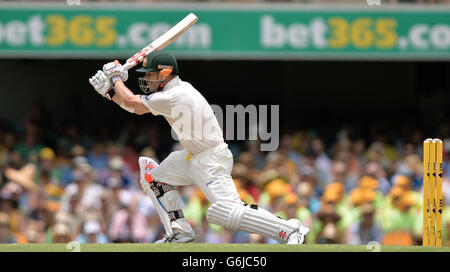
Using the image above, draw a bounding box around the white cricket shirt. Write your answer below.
[141,76,224,155]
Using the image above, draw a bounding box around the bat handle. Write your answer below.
[123,62,132,71]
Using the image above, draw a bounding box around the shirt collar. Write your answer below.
[162,76,181,91]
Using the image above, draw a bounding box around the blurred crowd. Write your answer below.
[0,102,449,246]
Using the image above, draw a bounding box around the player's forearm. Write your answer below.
[112,81,148,115]
[112,81,135,102]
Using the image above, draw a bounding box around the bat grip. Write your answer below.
[123,62,132,71]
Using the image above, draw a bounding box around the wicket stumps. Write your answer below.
[423,138,443,247]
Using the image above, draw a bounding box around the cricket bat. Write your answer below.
[122,13,198,71]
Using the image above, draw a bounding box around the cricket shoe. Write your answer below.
[286,219,310,245]
[155,219,196,243]
[155,231,195,243]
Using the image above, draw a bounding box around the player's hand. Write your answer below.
[103,60,128,84]
[89,70,114,99]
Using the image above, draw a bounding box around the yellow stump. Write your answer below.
[430,140,436,246]
[423,138,443,247]
[435,139,443,247]
[423,139,431,246]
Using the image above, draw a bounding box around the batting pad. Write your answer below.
[139,157,173,236]
[139,157,194,238]
[206,201,300,243]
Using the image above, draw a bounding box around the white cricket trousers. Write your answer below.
[150,143,242,204]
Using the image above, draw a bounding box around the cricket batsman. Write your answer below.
[88,51,310,244]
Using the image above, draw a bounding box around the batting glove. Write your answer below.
[103,60,128,84]
[89,70,115,99]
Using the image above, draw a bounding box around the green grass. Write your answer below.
[0,243,449,252]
